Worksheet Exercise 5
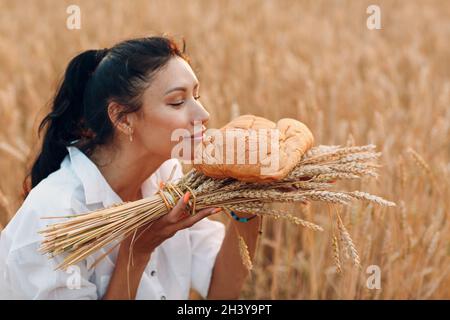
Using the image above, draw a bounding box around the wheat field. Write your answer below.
[0,0,449,299]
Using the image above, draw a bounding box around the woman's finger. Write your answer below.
[172,207,222,231]
[164,191,191,224]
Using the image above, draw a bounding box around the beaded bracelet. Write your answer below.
[228,210,258,223]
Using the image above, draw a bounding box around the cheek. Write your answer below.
[157,109,191,137]
[140,107,191,155]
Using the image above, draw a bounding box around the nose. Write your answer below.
[191,103,209,128]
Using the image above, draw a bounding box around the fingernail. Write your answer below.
[183,192,191,204]
[210,207,222,214]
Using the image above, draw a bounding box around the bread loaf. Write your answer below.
[193,115,314,182]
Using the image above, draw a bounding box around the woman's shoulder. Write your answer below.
[26,162,82,212]
[5,162,82,231]
[1,164,83,252]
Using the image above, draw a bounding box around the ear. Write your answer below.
[107,101,133,135]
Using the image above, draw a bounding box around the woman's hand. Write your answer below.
[120,192,221,259]
[103,192,221,300]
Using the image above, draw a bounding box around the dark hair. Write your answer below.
[24,36,189,195]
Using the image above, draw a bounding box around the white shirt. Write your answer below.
[0,146,225,300]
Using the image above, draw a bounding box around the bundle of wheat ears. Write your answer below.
[39,144,395,271]
[39,116,396,272]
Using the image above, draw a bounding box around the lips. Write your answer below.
[185,126,206,140]
[185,129,205,141]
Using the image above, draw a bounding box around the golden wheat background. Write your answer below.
[0,0,449,299]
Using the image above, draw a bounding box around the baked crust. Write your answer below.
[193,115,314,182]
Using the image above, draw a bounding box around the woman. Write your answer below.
[0,36,261,300]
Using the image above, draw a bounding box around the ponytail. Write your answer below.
[27,49,109,192]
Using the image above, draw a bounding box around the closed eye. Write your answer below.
[169,101,184,107]
[168,95,201,107]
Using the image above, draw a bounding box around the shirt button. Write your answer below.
[150,270,156,276]
[160,295,166,300]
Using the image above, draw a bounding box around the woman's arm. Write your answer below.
[102,237,153,300]
[102,193,219,300]
[207,215,261,299]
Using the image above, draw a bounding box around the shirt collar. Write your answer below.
[65,145,181,208]
[66,146,123,207]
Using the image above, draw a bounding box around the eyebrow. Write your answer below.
[164,82,199,95]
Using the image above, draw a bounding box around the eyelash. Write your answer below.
[169,95,201,107]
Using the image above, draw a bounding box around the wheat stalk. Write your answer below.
[336,213,361,269]
[332,235,342,274]
[238,235,253,271]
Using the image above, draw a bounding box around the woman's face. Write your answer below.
[129,56,209,161]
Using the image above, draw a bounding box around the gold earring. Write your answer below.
[128,126,133,142]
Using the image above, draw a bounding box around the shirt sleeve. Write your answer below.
[0,189,98,300]
[2,241,98,300]
[143,158,226,298]
[189,217,226,299]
